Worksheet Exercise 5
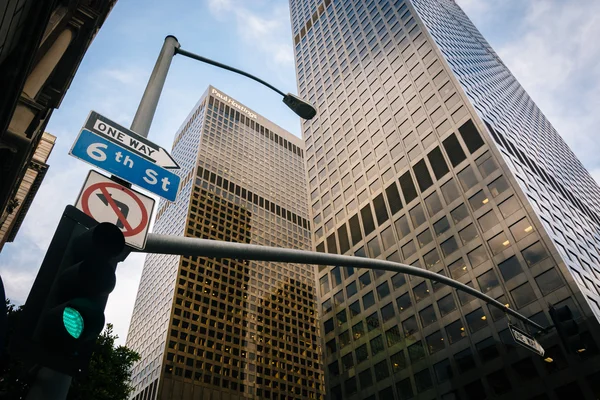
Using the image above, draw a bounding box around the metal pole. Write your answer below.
[25,367,72,400]
[111,36,180,198]
[130,35,180,137]
[138,234,548,332]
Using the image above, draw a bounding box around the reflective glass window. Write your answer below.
[362,291,375,309]
[413,282,430,302]
[489,176,509,197]
[477,269,499,293]
[438,294,457,316]
[498,256,522,281]
[511,282,537,308]
[465,308,487,332]
[469,190,489,211]
[397,292,412,313]
[451,203,469,223]
[445,319,466,344]
[441,236,459,257]
[381,302,396,323]
[468,245,488,267]
[459,224,479,244]
[419,305,437,327]
[408,340,426,362]
[488,232,510,255]
[434,216,450,236]
[522,241,549,266]
[509,218,534,242]
[402,316,418,337]
[535,268,564,295]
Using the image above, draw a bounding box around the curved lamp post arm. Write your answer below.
[176,47,285,97]
[137,233,549,333]
[175,47,316,120]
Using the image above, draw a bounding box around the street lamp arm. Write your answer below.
[175,47,286,97]
[138,233,548,333]
[174,46,316,119]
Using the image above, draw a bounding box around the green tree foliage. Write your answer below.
[68,324,140,400]
[0,300,140,400]
[0,301,28,398]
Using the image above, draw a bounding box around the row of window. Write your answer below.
[315,119,484,256]
[330,332,598,400]
[486,122,600,228]
[322,261,563,358]
[164,362,321,399]
[318,172,520,299]
[200,113,307,215]
[196,166,310,230]
[207,96,304,157]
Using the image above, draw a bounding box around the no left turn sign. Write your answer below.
[75,170,155,249]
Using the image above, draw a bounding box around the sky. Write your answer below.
[1,0,599,345]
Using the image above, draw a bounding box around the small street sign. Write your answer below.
[69,128,180,201]
[84,111,179,169]
[509,324,545,357]
[75,170,155,250]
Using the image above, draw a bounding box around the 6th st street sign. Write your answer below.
[69,112,181,201]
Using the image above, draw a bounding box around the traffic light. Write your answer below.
[549,305,586,354]
[11,205,125,376]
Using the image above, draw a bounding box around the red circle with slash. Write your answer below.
[81,182,148,237]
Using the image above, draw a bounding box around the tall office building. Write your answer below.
[290,0,600,398]
[126,86,324,400]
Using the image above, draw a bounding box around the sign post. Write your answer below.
[509,324,545,357]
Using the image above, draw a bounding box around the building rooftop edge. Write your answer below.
[204,85,305,148]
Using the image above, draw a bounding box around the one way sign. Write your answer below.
[84,111,180,169]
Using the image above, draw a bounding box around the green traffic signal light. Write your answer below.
[63,307,84,339]
[11,207,125,375]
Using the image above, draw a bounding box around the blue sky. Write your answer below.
[1,0,598,343]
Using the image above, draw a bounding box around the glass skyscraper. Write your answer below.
[126,86,324,400]
[289,0,600,398]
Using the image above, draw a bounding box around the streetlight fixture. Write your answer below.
[130,35,316,140]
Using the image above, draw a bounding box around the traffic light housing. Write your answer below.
[549,305,586,354]
[11,205,125,376]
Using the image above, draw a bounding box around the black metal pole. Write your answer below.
[25,367,72,400]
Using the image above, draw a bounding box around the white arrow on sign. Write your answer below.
[75,170,155,250]
[85,111,180,169]
[509,324,545,357]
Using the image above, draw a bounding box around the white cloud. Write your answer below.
[454,0,491,18]
[105,252,147,342]
[87,65,150,128]
[100,67,147,88]
[207,0,233,15]
[22,164,86,249]
[1,252,44,303]
[591,168,600,187]
[206,0,294,68]
[499,0,600,169]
